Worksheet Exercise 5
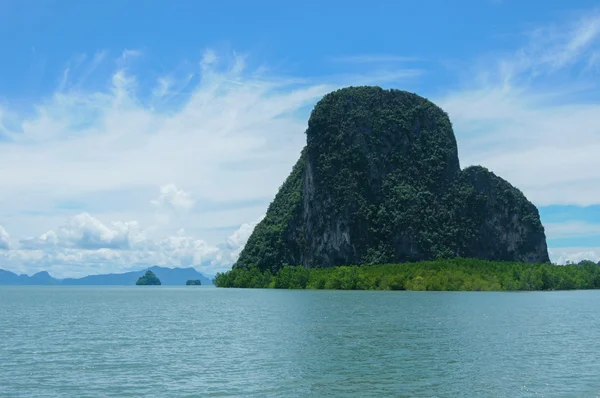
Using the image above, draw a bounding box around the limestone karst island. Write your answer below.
[215,86,600,291]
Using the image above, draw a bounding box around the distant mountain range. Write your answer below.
[0,266,213,286]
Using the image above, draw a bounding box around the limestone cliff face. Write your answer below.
[453,166,549,263]
[234,87,549,272]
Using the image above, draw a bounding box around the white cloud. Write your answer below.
[549,247,600,264]
[146,233,220,268]
[20,213,143,250]
[469,12,600,85]
[59,213,143,249]
[0,47,411,254]
[19,230,58,249]
[550,14,600,70]
[201,49,218,67]
[151,73,195,104]
[0,51,332,211]
[3,210,263,278]
[440,88,600,206]
[223,215,264,260]
[152,77,173,101]
[438,11,600,207]
[119,49,142,66]
[150,184,195,211]
[0,225,10,250]
[226,215,264,248]
[58,50,108,92]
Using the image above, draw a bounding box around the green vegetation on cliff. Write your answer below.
[216,259,600,291]
[136,270,161,285]
[236,151,307,272]
[234,86,549,273]
[186,279,202,285]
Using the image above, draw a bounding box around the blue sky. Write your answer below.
[0,0,599,277]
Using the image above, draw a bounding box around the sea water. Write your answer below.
[1,287,599,397]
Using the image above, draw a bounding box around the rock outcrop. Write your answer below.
[235,87,549,272]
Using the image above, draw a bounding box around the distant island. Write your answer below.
[0,266,213,286]
[186,279,202,286]
[136,270,161,285]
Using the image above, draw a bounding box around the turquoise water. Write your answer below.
[1,287,600,397]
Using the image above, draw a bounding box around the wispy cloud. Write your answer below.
[119,49,142,64]
[471,10,600,85]
[57,67,70,92]
[438,10,600,207]
[201,48,218,67]
[57,50,108,92]
[78,50,107,86]
[0,225,9,250]
[0,48,419,277]
[151,73,195,104]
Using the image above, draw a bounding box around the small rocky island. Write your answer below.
[136,270,161,285]
[186,279,202,286]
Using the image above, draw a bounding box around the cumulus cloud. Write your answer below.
[0,225,10,250]
[223,215,265,260]
[146,234,220,268]
[549,247,600,264]
[20,213,143,250]
[226,215,264,248]
[4,211,262,278]
[19,230,58,250]
[150,184,195,211]
[59,213,143,249]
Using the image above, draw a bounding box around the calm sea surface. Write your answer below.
[1,287,599,397]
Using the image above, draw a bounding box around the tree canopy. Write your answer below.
[217,259,600,291]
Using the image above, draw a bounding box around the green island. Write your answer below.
[218,86,595,292]
[186,279,202,286]
[214,259,600,291]
[136,270,161,285]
